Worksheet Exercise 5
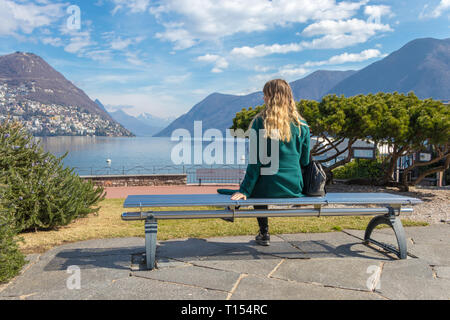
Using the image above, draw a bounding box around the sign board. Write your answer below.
[352,147,376,159]
[419,153,432,162]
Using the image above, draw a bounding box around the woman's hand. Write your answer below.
[231,192,247,201]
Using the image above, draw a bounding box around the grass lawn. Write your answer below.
[19,198,428,254]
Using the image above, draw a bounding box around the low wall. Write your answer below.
[81,174,187,187]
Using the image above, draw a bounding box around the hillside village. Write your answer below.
[0,82,131,136]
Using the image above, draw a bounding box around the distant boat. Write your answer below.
[106,159,111,164]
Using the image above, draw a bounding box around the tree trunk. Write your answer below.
[402,153,449,189]
[383,152,399,184]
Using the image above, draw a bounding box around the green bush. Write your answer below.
[0,185,25,283]
[0,120,105,232]
[332,158,384,182]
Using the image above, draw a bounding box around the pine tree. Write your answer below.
[0,120,105,232]
[0,184,25,283]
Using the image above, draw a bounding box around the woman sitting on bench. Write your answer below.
[227,79,311,246]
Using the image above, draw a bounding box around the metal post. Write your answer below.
[364,206,407,259]
[144,217,158,270]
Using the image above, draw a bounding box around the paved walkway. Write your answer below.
[1,224,449,300]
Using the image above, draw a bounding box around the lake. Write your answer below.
[38,136,341,184]
[39,136,249,178]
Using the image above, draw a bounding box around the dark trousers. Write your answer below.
[254,205,269,234]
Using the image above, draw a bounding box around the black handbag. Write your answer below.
[302,155,327,197]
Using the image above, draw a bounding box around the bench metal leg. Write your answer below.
[364,209,407,259]
[145,217,158,270]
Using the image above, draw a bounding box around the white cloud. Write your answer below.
[302,49,384,67]
[111,0,151,14]
[163,73,191,84]
[364,5,393,23]
[42,37,63,47]
[124,51,147,66]
[301,18,392,39]
[110,36,145,50]
[252,48,384,85]
[420,0,450,19]
[278,66,309,78]
[254,65,275,72]
[149,0,368,50]
[0,0,65,36]
[155,26,197,50]
[253,64,309,84]
[301,20,392,50]
[85,50,114,62]
[231,18,392,58]
[231,43,303,58]
[110,38,133,50]
[197,54,229,73]
[63,31,95,55]
[435,0,450,16]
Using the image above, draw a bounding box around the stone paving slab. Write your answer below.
[201,235,308,260]
[229,275,383,300]
[377,259,450,299]
[189,258,284,277]
[434,266,450,279]
[407,244,450,266]
[0,254,131,298]
[156,238,238,261]
[344,224,450,244]
[271,258,382,291]
[278,231,394,260]
[89,276,228,300]
[1,225,449,300]
[157,235,308,262]
[133,265,241,292]
[402,225,450,245]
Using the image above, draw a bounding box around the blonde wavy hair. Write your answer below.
[255,79,305,142]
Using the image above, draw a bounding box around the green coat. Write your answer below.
[238,116,310,198]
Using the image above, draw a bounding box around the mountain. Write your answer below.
[154,91,263,137]
[290,70,357,100]
[137,113,175,129]
[328,38,450,99]
[0,52,132,136]
[94,99,108,113]
[154,70,356,137]
[108,110,163,136]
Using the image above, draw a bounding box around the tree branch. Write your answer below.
[313,138,347,156]
[324,138,357,171]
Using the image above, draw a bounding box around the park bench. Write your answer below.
[121,193,422,270]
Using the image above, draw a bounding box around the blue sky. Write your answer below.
[0,0,449,118]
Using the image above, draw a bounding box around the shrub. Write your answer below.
[0,120,105,232]
[332,158,384,182]
[0,185,25,283]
